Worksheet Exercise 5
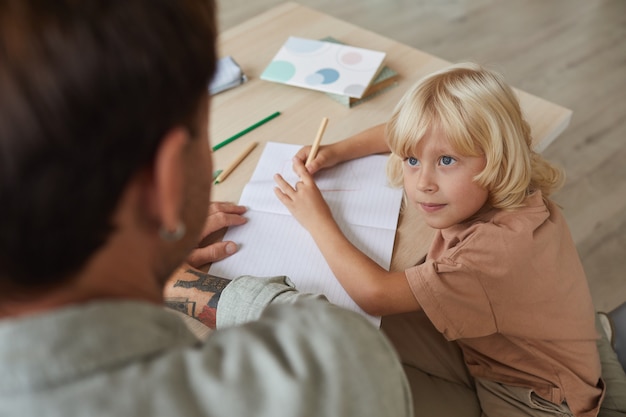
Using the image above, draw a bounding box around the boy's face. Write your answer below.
[402,126,489,229]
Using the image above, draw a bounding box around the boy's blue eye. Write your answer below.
[440,156,456,166]
[407,157,419,167]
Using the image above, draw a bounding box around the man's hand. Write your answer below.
[186,202,247,268]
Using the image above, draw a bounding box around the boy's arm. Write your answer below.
[330,123,390,159]
[309,219,421,316]
[295,123,390,175]
[274,158,421,317]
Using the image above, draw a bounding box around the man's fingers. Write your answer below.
[187,241,239,268]
[201,212,247,237]
[208,202,247,215]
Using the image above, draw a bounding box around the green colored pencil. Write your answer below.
[212,111,281,151]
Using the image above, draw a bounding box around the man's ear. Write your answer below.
[151,127,190,234]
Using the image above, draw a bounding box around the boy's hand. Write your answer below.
[294,143,343,175]
[274,157,334,232]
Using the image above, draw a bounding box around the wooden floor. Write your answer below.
[217,0,626,312]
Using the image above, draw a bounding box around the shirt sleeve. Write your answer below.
[216,275,327,327]
[209,274,413,417]
[407,256,498,340]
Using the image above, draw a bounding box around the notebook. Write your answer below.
[320,37,398,107]
[209,142,403,327]
[260,36,386,99]
[326,65,399,107]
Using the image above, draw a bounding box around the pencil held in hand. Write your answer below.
[306,117,329,165]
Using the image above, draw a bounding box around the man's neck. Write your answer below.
[0,239,164,320]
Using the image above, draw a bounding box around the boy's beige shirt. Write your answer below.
[406,191,604,417]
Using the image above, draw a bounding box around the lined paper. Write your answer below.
[209,142,403,326]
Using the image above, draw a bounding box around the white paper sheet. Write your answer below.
[209,142,403,326]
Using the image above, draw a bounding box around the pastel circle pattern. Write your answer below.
[336,46,381,72]
[284,37,328,54]
[340,52,362,65]
[305,68,340,86]
[263,60,296,82]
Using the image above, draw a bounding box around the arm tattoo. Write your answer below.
[164,268,231,329]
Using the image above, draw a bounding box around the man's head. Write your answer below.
[0,0,217,292]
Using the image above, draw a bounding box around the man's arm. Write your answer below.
[164,270,326,329]
[203,274,415,417]
[164,268,230,329]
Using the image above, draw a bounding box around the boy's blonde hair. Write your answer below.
[385,62,564,209]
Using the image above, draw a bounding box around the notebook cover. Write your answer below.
[260,36,386,99]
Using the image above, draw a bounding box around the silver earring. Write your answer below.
[159,222,186,242]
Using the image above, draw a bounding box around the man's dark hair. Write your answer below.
[0,0,217,289]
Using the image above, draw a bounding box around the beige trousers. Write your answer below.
[381,311,574,417]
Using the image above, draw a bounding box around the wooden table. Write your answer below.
[209,2,572,271]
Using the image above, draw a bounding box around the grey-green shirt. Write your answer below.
[0,275,412,416]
